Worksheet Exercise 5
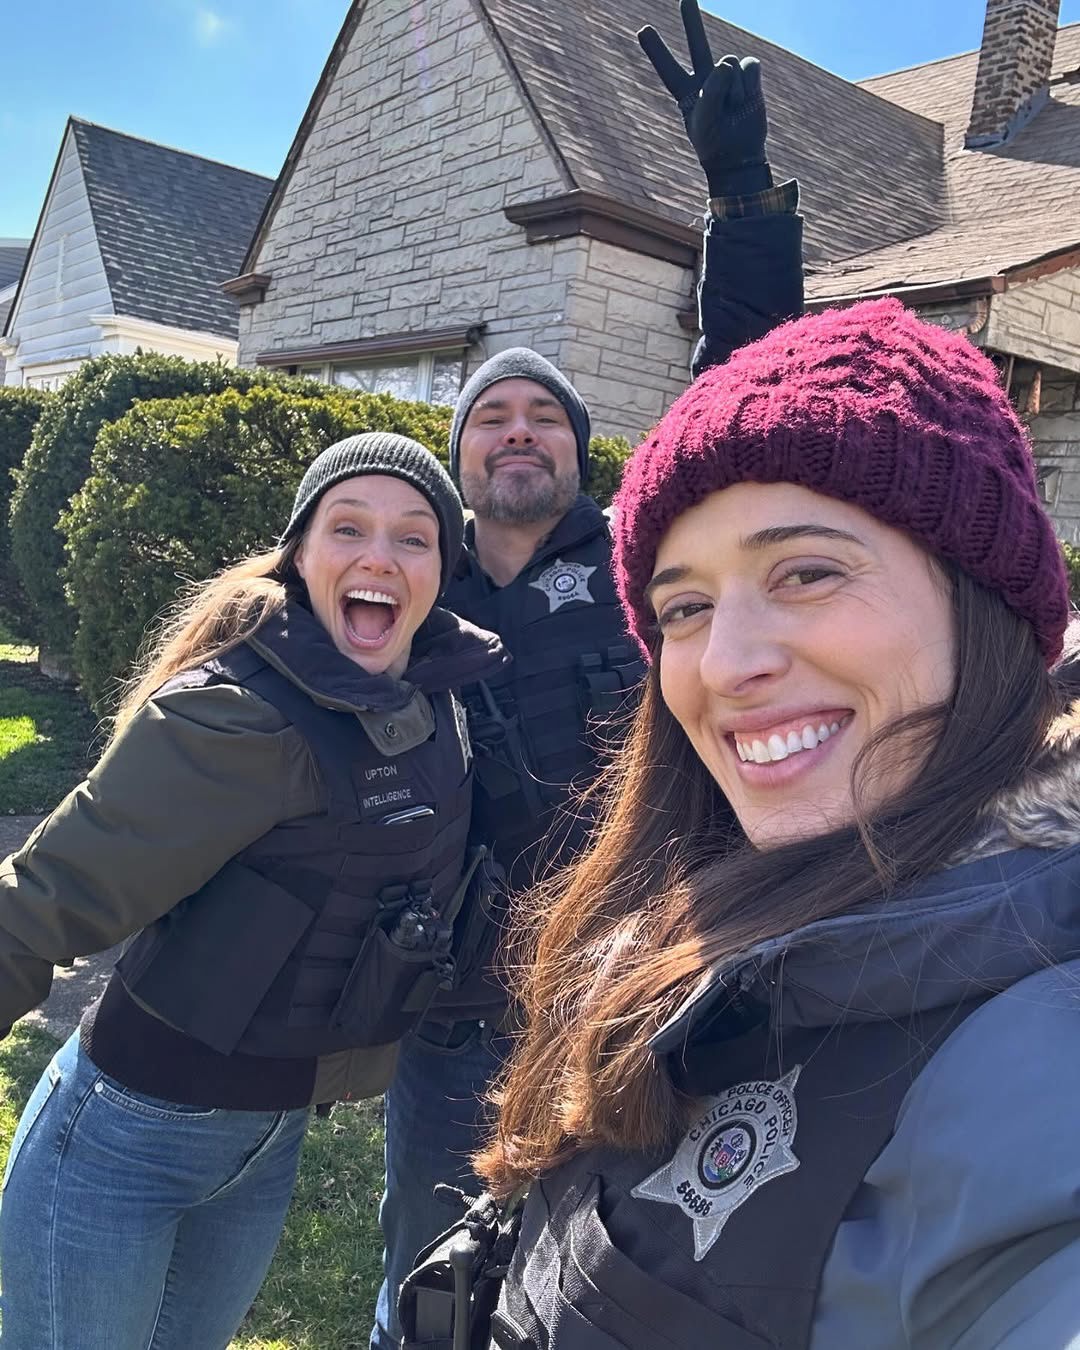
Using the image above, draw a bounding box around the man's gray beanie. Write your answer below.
[449,348,592,483]
[281,432,464,592]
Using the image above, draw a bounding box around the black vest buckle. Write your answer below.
[399,1188,525,1350]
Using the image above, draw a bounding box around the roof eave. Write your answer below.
[805,275,1005,310]
[2,117,81,341]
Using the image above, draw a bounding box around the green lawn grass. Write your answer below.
[0,1026,387,1348]
[0,619,100,812]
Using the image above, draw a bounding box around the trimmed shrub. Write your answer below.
[0,386,51,616]
[63,384,452,709]
[587,435,633,511]
[7,353,307,662]
[1064,541,1080,609]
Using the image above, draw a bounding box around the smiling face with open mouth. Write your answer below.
[294,475,442,678]
[649,481,957,847]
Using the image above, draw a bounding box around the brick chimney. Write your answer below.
[965,0,1061,147]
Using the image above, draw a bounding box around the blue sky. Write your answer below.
[4,0,1080,238]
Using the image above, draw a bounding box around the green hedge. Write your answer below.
[1064,542,1080,610]
[6,354,304,662]
[587,435,632,512]
[0,386,51,613]
[63,384,453,709]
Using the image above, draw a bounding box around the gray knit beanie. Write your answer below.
[282,432,464,592]
[449,348,592,483]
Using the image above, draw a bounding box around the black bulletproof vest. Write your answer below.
[116,642,475,1059]
[494,1001,986,1350]
[447,498,644,889]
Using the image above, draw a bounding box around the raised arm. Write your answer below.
[638,0,804,376]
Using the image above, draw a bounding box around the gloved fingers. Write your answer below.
[638,25,692,98]
[697,58,736,124]
[714,54,742,112]
[739,55,764,104]
[680,0,715,82]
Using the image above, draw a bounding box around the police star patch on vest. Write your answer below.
[632,1067,802,1261]
[528,557,597,613]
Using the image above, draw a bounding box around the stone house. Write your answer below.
[231,0,1080,539]
[2,120,272,389]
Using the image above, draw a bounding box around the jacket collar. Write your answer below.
[457,494,608,583]
[651,709,1080,1056]
[246,598,506,716]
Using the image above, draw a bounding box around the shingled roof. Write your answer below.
[247,1,1080,308]
[807,23,1080,300]
[71,119,273,337]
[0,240,29,292]
[479,0,947,270]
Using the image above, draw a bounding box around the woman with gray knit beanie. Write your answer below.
[405,299,1080,1349]
[0,432,505,1349]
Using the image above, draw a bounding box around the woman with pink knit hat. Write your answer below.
[406,298,1080,1348]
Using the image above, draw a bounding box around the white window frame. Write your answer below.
[300,351,457,402]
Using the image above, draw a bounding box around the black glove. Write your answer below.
[639,0,770,198]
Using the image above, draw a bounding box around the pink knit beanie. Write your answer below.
[614,298,1069,665]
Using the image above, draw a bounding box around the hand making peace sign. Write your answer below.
[638,0,770,197]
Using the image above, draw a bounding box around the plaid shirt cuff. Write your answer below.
[708,179,799,221]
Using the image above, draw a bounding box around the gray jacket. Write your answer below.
[652,720,1080,1348]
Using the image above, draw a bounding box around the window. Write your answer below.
[299,352,463,405]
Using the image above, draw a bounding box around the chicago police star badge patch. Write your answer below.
[529,557,597,613]
[632,1067,801,1261]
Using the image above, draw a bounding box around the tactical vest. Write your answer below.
[116,641,478,1059]
[447,498,644,888]
[492,1001,986,1350]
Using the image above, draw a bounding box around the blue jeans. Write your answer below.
[371,1023,508,1349]
[0,1031,310,1350]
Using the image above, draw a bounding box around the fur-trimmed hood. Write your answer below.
[963,702,1080,859]
[652,708,1080,1056]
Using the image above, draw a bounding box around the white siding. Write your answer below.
[6,128,113,372]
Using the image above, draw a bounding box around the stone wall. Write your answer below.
[986,267,1080,373]
[237,0,703,442]
[556,238,695,440]
[239,0,571,362]
[1024,370,1080,541]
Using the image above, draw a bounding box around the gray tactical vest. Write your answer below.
[493,1002,985,1350]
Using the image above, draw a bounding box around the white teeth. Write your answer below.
[767,734,789,761]
[346,589,398,606]
[734,717,847,765]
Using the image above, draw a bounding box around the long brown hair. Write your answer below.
[111,538,301,738]
[478,566,1060,1194]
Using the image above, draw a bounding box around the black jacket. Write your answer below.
[446,496,640,892]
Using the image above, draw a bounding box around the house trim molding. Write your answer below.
[254,323,486,368]
[504,191,702,269]
[221,272,273,306]
[89,313,238,358]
